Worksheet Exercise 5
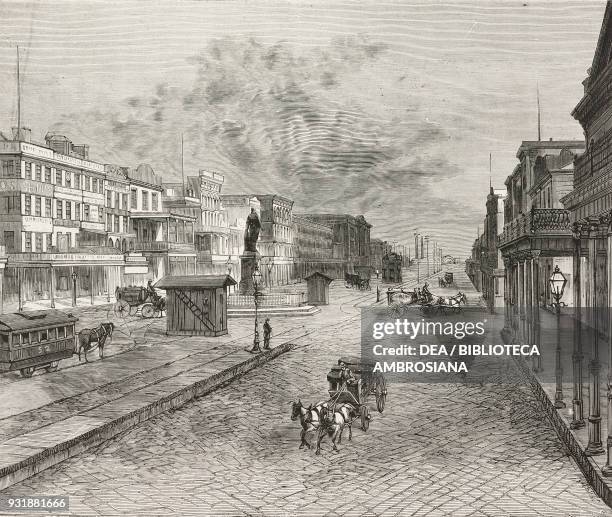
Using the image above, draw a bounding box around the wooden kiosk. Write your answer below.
[155,275,237,336]
[304,271,333,306]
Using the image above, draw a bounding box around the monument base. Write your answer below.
[239,251,260,295]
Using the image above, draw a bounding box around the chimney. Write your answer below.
[72,144,89,160]
[11,127,31,143]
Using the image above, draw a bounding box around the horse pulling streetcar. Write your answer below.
[0,310,115,378]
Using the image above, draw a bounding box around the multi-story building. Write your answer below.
[480,187,506,311]
[559,1,612,462]
[130,164,197,280]
[103,164,132,251]
[255,194,295,286]
[498,139,584,314]
[0,129,125,306]
[296,214,372,275]
[466,233,483,291]
[292,215,343,280]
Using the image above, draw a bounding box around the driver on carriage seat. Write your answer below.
[146,279,158,300]
[338,361,357,389]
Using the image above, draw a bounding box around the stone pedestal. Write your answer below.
[239,252,260,295]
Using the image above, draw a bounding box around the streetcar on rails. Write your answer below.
[0,310,78,378]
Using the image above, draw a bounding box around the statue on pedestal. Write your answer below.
[244,208,261,253]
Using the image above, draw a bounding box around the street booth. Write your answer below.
[155,275,237,337]
[305,271,333,306]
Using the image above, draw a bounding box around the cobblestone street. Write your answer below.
[3,274,612,516]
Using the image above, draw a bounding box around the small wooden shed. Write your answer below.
[155,275,237,337]
[305,271,333,306]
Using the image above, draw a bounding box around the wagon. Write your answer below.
[0,310,78,378]
[114,286,166,318]
[326,356,387,431]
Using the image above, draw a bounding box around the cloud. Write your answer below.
[49,34,469,254]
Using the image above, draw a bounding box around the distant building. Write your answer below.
[480,187,506,311]
[370,238,384,273]
[292,215,343,279]
[255,194,295,286]
[295,214,372,275]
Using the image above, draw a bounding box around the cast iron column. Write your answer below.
[571,224,585,429]
[602,214,612,473]
[586,221,604,456]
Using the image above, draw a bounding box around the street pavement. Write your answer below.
[2,266,612,516]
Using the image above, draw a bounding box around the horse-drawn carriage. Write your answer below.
[0,310,114,378]
[438,272,454,288]
[114,286,166,318]
[419,291,467,315]
[345,269,371,291]
[326,356,387,431]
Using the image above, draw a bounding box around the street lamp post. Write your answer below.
[71,271,78,307]
[249,264,263,353]
[549,265,567,409]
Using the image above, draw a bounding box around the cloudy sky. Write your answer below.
[0,0,606,257]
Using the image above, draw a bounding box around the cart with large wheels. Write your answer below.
[326,356,387,432]
[114,286,166,319]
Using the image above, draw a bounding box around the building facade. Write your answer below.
[292,215,343,280]
[255,194,295,287]
[480,187,506,311]
[0,131,125,307]
[296,214,372,275]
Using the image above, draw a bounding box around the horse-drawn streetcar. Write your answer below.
[0,310,78,378]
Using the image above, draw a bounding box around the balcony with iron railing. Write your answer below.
[498,208,571,248]
[132,241,195,253]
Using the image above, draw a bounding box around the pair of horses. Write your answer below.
[76,322,114,362]
[291,399,358,455]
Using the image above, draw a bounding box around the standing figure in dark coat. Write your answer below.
[244,208,261,252]
[263,318,272,350]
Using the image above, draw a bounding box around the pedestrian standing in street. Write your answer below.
[263,318,272,350]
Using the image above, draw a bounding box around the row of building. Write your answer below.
[0,127,393,310]
[467,1,612,471]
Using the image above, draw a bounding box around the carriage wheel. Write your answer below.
[45,361,59,373]
[141,303,155,319]
[20,367,35,378]
[114,300,130,318]
[375,379,386,413]
[360,405,370,432]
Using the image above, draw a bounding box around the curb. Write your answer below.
[501,330,612,509]
[0,342,293,491]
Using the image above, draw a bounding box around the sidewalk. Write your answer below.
[502,308,612,509]
[0,316,305,491]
